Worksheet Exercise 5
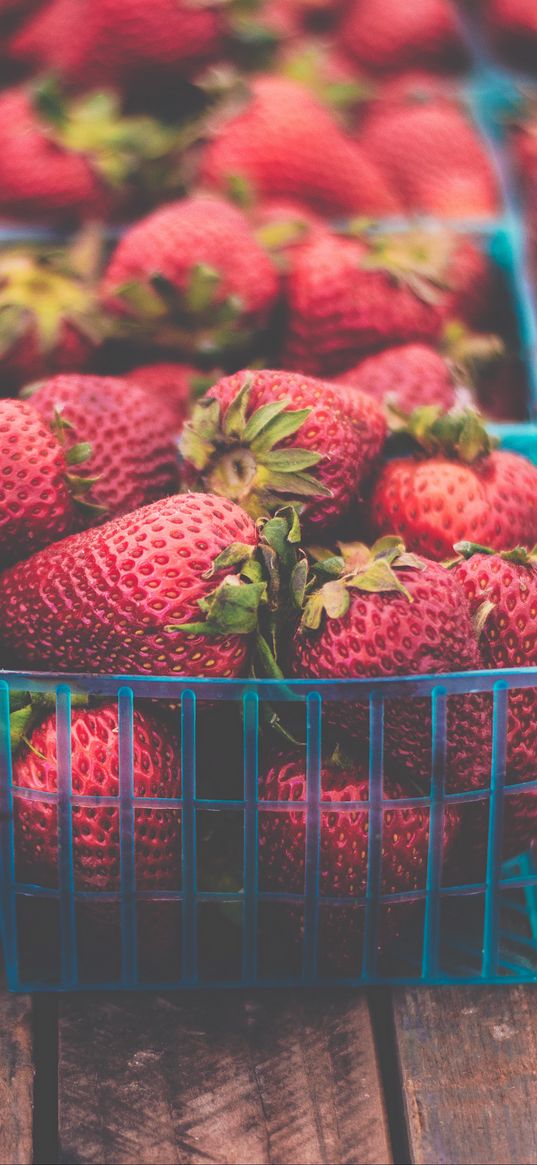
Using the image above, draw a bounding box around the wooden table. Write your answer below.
[2,986,537,1165]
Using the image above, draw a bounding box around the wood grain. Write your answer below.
[58,991,391,1165]
[0,990,34,1165]
[393,986,537,1165]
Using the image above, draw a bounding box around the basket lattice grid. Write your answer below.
[1,672,536,990]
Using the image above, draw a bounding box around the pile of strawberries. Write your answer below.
[1,0,537,973]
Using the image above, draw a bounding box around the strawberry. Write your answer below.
[13,702,181,891]
[259,750,460,971]
[444,545,537,876]
[338,344,461,413]
[451,543,537,854]
[370,409,537,561]
[100,195,279,361]
[9,0,224,91]
[359,99,500,218]
[289,537,490,793]
[179,369,386,531]
[124,363,218,432]
[283,229,491,376]
[0,492,261,676]
[0,398,100,566]
[24,374,180,522]
[0,79,185,225]
[0,238,104,390]
[339,0,466,73]
[199,76,400,216]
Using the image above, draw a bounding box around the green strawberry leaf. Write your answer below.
[321,580,350,620]
[65,441,92,467]
[10,705,35,753]
[262,470,331,498]
[291,557,308,609]
[258,448,322,472]
[347,560,413,601]
[243,398,289,443]
[113,279,167,319]
[222,374,253,438]
[184,264,221,314]
[250,407,311,455]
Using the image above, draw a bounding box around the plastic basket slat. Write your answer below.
[362,692,384,979]
[482,682,509,977]
[422,686,448,980]
[0,681,18,986]
[180,690,197,985]
[56,684,77,987]
[118,686,137,986]
[302,692,322,983]
[242,690,259,983]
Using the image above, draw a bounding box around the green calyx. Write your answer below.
[9,690,88,756]
[279,44,372,114]
[357,229,455,305]
[167,506,305,678]
[0,234,106,359]
[111,263,250,357]
[33,77,190,195]
[301,535,426,631]
[179,375,332,519]
[442,320,505,386]
[49,408,107,518]
[390,406,498,463]
[453,541,537,566]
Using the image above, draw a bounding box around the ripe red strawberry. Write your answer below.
[289,538,490,792]
[101,196,279,361]
[359,99,500,218]
[199,76,400,216]
[283,229,491,376]
[339,0,466,73]
[259,751,460,971]
[25,374,180,522]
[0,398,100,567]
[370,410,537,561]
[0,80,185,225]
[0,240,103,390]
[9,0,224,90]
[453,543,537,772]
[0,492,260,676]
[445,543,537,874]
[13,703,181,891]
[338,344,462,413]
[124,363,216,432]
[179,369,386,532]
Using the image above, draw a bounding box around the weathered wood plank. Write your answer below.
[59,991,391,1165]
[394,986,537,1165]
[0,989,34,1165]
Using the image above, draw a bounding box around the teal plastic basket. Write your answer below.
[1,670,537,991]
